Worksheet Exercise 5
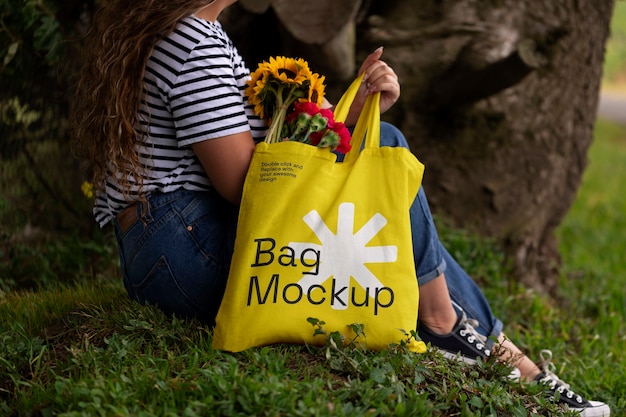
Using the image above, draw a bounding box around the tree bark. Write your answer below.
[222,0,615,295]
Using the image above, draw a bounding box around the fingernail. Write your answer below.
[374,46,384,54]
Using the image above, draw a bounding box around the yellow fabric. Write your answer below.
[213,76,426,353]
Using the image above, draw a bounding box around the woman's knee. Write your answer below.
[379,121,410,149]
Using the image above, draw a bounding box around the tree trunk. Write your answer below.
[222,0,615,295]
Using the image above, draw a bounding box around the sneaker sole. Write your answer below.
[575,401,611,417]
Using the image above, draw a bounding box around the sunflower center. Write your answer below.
[278,68,297,79]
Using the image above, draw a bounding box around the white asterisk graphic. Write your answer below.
[291,202,397,310]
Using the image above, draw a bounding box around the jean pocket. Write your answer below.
[182,198,237,261]
[130,255,211,320]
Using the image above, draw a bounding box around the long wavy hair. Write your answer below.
[71,0,216,199]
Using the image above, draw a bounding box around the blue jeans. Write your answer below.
[412,188,503,343]
[113,122,503,342]
[378,122,503,345]
[114,188,237,324]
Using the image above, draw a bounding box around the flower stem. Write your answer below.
[264,84,304,144]
[265,104,289,144]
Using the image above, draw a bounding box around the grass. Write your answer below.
[0,278,571,416]
[603,1,626,90]
[557,120,626,316]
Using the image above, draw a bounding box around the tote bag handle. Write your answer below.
[346,91,380,163]
[333,73,363,118]
[333,74,381,164]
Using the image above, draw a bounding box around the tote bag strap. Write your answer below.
[343,91,381,164]
[333,72,365,123]
[333,73,382,164]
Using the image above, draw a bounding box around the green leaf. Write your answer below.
[3,42,19,67]
[468,396,484,409]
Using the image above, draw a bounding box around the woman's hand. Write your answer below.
[345,47,400,127]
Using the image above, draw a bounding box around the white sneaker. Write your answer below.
[534,350,610,417]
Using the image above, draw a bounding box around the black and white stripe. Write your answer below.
[95,17,266,227]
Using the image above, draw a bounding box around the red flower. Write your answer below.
[309,131,324,146]
[333,122,352,154]
[319,107,334,121]
[282,100,352,153]
[296,101,320,116]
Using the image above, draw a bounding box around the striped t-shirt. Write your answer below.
[94,16,267,227]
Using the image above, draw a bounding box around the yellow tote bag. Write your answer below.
[213,75,426,353]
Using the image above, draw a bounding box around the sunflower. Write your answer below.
[302,72,326,107]
[246,63,270,119]
[266,56,312,86]
[245,56,329,144]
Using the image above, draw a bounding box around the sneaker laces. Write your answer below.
[537,349,585,404]
[457,311,491,357]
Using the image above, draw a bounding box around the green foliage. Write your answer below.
[603,1,626,83]
[553,121,626,414]
[0,0,71,118]
[0,283,572,416]
[0,0,96,239]
[0,228,118,294]
[558,120,626,286]
[0,0,89,80]
[0,2,109,295]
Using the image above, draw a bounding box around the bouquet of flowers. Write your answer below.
[245,56,351,154]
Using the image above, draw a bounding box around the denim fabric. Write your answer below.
[113,188,237,325]
[113,121,503,342]
[370,122,448,284]
[377,122,503,343]
[442,245,504,342]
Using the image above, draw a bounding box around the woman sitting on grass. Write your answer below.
[70,1,610,415]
